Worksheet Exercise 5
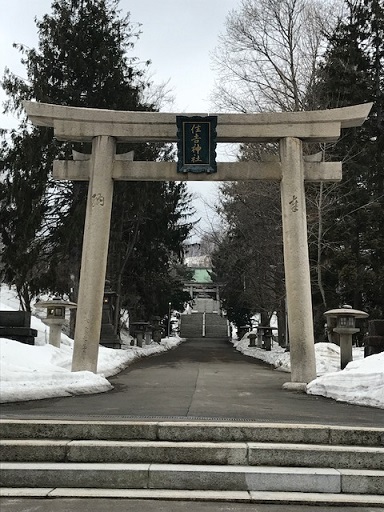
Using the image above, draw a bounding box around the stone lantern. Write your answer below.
[248,332,257,348]
[37,295,77,348]
[100,281,121,348]
[151,316,164,344]
[324,305,368,369]
[130,321,150,347]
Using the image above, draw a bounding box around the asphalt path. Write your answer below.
[1,337,384,426]
[1,498,383,512]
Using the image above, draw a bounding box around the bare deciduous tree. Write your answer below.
[209,0,344,341]
[211,0,342,113]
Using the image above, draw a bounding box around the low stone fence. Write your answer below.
[0,311,38,345]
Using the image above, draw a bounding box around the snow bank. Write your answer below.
[307,352,384,409]
[233,332,383,409]
[0,335,183,403]
[1,285,383,409]
[0,337,113,402]
[232,334,291,371]
[0,287,183,403]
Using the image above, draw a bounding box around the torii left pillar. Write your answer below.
[72,135,115,372]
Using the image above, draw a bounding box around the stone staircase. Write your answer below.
[205,313,229,338]
[180,313,228,339]
[180,313,204,338]
[1,419,383,506]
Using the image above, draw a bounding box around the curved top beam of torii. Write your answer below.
[23,101,372,144]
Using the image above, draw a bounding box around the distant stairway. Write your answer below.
[1,419,383,506]
[205,313,229,338]
[180,313,204,338]
[180,313,229,339]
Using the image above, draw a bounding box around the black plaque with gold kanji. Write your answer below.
[176,116,217,173]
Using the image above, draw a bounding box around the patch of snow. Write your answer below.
[1,284,383,409]
[307,352,384,409]
[233,331,383,409]
[0,285,183,403]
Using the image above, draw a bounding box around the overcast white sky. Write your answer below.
[0,0,240,236]
[0,0,239,116]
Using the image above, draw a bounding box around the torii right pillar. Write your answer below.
[280,137,316,389]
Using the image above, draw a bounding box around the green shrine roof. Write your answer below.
[192,268,213,284]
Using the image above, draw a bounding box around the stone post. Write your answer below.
[136,331,144,348]
[338,333,354,370]
[48,323,62,348]
[248,332,257,347]
[256,328,263,348]
[280,137,317,387]
[72,136,116,372]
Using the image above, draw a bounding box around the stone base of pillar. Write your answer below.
[282,382,308,392]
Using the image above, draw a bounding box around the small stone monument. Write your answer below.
[151,316,163,344]
[99,281,121,349]
[324,305,368,369]
[248,332,257,347]
[130,321,150,347]
[37,295,77,348]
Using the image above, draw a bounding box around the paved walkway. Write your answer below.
[1,337,384,426]
[1,498,382,512]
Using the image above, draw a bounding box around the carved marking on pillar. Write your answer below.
[92,193,105,207]
[289,195,299,213]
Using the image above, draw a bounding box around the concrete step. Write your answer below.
[205,314,228,326]
[205,328,228,338]
[180,313,204,337]
[180,314,203,326]
[2,420,383,506]
[180,313,229,338]
[1,462,383,495]
[2,439,384,469]
[205,314,228,338]
[180,313,204,322]
[1,488,384,507]
[1,419,383,446]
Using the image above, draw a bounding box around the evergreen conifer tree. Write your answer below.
[314,0,384,318]
[0,0,192,320]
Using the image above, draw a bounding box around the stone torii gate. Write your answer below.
[24,101,372,389]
